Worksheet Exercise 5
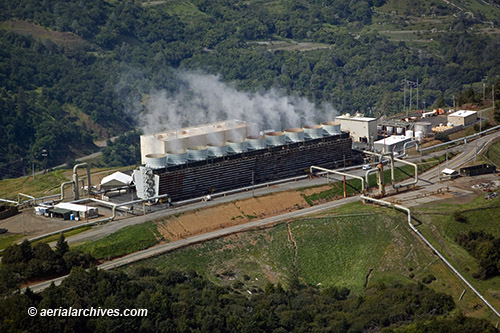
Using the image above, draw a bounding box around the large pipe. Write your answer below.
[17,193,35,205]
[360,195,500,319]
[310,166,365,193]
[402,140,417,157]
[393,157,418,188]
[73,163,91,200]
[60,181,74,201]
[363,150,395,187]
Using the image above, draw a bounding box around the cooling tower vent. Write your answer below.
[166,150,187,166]
[265,131,285,147]
[207,143,228,157]
[246,136,266,151]
[284,128,304,143]
[321,121,341,136]
[187,146,208,161]
[227,140,247,154]
[303,124,323,140]
[145,154,167,169]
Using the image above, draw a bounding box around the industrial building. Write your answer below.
[447,110,477,127]
[336,114,377,143]
[135,120,353,202]
[373,135,412,153]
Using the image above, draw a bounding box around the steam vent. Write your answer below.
[134,119,352,201]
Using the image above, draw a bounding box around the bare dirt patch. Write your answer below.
[156,189,314,241]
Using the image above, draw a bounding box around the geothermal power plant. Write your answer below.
[133,120,352,202]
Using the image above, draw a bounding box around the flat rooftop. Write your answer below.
[143,119,248,141]
[336,114,376,122]
[374,135,410,145]
[448,110,477,118]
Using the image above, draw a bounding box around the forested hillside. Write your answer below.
[1,0,500,177]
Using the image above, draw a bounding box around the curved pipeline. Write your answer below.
[73,163,91,200]
[310,166,365,193]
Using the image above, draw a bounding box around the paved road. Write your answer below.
[29,196,359,293]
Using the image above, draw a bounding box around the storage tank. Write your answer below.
[265,131,285,147]
[377,125,383,132]
[145,154,167,169]
[207,143,228,157]
[321,121,341,136]
[396,127,404,135]
[166,150,187,166]
[187,146,208,161]
[405,130,414,139]
[414,122,432,136]
[303,125,323,140]
[227,140,247,154]
[246,136,266,150]
[284,128,304,143]
[415,131,424,142]
[386,126,394,134]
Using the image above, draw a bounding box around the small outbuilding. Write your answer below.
[447,110,477,127]
[99,171,133,191]
[54,202,98,219]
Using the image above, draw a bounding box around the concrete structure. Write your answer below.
[140,120,248,164]
[336,114,377,143]
[373,135,411,153]
[447,110,477,127]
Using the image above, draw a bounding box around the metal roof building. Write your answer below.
[447,110,477,127]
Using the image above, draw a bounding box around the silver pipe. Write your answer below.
[310,166,365,193]
[402,140,417,156]
[0,198,18,205]
[60,181,74,201]
[361,195,500,318]
[17,193,35,205]
[73,163,92,200]
[393,157,418,188]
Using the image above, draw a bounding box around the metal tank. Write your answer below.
[227,140,247,154]
[246,136,266,150]
[187,146,208,161]
[396,127,404,135]
[321,121,341,136]
[265,131,285,147]
[166,150,187,166]
[145,154,167,169]
[414,122,432,136]
[405,130,414,139]
[303,124,323,140]
[284,128,304,143]
[386,126,394,134]
[207,143,228,157]
[415,131,424,142]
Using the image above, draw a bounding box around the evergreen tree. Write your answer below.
[55,233,69,258]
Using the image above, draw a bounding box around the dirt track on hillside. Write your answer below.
[156,185,331,241]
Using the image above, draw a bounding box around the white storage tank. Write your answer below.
[227,140,247,154]
[187,146,208,161]
[386,126,394,134]
[321,121,341,136]
[284,128,304,142]
[144,154,167,169]
[207,143,228,157]
[265,131,285,147]
[166,150,187,166]
[405,130,414,139]
[396,127,404,135]
[303,124,323,140]
[246,136,266,150]
[415,131,424,142]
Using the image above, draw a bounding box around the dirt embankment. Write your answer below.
[156,185,331,241]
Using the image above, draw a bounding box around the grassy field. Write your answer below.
[0,234,24,250]
[74,221,162,260]
[485,141,500,167]
[0,170,69,200]
[414,194,500,320]
[120,201,496,321]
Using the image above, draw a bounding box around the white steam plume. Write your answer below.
[139,71,337,135]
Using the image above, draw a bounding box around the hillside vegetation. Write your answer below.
[1,0,500,177]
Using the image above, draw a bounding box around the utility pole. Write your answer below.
[416,78,419,110]
[403,79,406,115]
[493,84,496,108]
